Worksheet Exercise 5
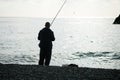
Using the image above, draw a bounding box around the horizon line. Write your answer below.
[0,16,115,19]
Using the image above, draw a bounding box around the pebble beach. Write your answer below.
[0,64,120,80]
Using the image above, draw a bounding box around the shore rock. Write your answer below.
[113,14,120,24]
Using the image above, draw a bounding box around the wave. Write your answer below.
[72,52,120,60]
[0,54,38,64]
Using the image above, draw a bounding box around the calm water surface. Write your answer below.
[0,17,120,69]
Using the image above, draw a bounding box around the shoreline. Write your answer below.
[0,64,120,80]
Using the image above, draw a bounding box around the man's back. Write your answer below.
[38,28,55,48]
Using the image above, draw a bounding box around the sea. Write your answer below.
[0,17,120,69]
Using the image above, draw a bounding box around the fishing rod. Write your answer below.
[50,0,67,26]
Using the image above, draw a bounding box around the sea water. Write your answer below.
[0,17,120,69]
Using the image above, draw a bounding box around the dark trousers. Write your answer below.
[39,47,52,66]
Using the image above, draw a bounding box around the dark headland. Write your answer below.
[0,64,120,80]
[113,14,120,24]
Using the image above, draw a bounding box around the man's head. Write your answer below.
[45,22,50,28]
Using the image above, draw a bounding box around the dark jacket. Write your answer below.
[38,28,55,48]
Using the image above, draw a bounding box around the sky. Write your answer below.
[0,0,120,18]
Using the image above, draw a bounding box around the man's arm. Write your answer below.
[51,31,55,41]
[38,31,41,40]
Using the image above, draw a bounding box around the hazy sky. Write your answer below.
[0,0,120,18]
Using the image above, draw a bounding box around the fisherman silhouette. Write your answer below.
[38,22,55,66]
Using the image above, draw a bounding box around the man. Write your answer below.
[38,22,55,66]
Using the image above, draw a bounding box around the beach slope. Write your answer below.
[0,64,120,80]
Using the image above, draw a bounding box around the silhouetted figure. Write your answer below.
[38,22,55,66]
[113,14,120,24]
